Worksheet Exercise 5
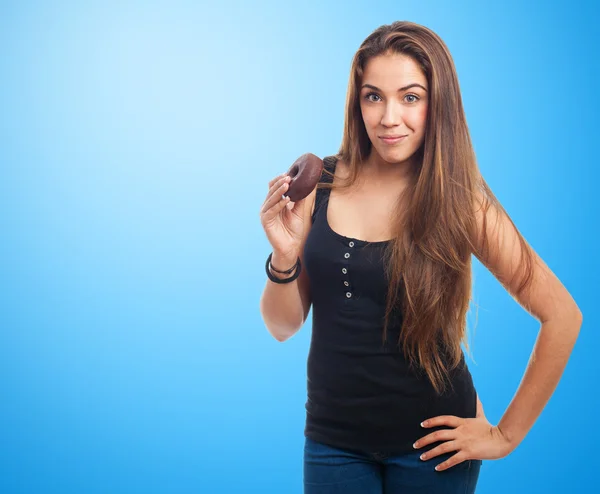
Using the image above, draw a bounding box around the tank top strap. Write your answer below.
[311,155,338,223]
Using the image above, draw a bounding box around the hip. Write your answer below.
[304,435,482,494]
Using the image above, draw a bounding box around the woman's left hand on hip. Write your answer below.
[413,398,514,471]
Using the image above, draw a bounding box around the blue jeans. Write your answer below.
[303,436,481,494]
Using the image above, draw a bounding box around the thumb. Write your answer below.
[286,195,307,213]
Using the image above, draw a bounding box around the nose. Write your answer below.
[380,101,402,127]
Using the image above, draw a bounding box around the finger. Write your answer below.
[268,174,283,188]
[265,176,288,204]
[419,440,459,461]
[261,194,290,223]
[261,178,290,215]
[270,176,291,202]
[413,429,456,449]
[434,452,468,472]
[268,173,289,189]
[287,192,307,211]
[287,192,312,215]
[421,416,463,429]
[267,175,289,197]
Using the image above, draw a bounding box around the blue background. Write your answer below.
[1,0,598,492]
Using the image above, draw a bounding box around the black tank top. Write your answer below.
[302,155,477,454]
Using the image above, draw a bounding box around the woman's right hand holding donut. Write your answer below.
[260,173,307,263]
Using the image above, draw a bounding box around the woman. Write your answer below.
[258,20,582,494]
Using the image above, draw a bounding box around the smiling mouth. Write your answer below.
[379,135,407,144]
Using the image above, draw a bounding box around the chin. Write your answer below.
[377,148,412,163]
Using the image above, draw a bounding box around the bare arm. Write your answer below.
[259,188,315,342]
[472,195,583,449]
[392,192,582,471]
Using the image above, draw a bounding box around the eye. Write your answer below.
[405,93,420,103]
[364,92,381,103]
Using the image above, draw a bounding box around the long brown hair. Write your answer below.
[318,21,535,394]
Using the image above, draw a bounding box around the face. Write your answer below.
[359,52,429,166]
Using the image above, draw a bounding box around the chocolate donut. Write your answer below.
[283,153,324,202]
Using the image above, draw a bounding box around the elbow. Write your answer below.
[543,302,583,332]
[572,310,583,346]
[273,331,291,343]
[570,295,583,326]
[268,325,299,343]
[259,298,302,343]
[574,309,583,334]
[562,306,583,341]
[565,306,583,334]
[263,315,300,343]
[576,308,583,326]
[271,318,303,342]
[568,302,583,330]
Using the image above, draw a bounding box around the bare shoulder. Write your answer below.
[333,156,350,179]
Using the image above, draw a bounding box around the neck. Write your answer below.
[361,150,416,186]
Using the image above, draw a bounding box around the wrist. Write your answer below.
[494,424,519,454]
[271,251,299,272]
[266,251,302,283]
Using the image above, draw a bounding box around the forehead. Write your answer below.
[362,53,427,88]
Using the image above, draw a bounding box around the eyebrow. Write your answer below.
[361,83,428,92]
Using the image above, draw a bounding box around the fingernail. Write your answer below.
[413,442,418,449]
[420,454,427,460]
[421,421,428,427]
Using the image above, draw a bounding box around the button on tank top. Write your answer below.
[302,155,477,454]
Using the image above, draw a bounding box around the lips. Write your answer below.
[379,135,407,144]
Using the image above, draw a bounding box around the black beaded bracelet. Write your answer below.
[265,252,301,284]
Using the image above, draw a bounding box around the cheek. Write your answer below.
[414,104,428,130]
[360,104,380,129]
